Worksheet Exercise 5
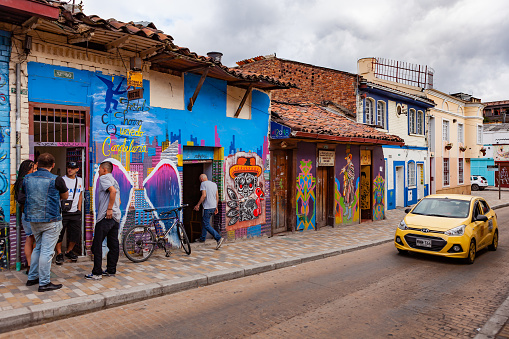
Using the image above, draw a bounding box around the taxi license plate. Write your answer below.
[416,238,432,248]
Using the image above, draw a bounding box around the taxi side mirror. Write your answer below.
[476,215,488,222]
[405,208,411,214]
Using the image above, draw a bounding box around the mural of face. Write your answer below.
[234,172,258,198]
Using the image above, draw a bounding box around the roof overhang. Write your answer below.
[0,0,59,25]
[294,131,404,146]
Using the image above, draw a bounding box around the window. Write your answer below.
[458,158,464,184]
[442,120,450,141]
[365,99,374,125]
[443,158,450,186]
[417,110,424,135]
[477,125,483,144]
[376,101,385,128]
[480,200,490,214]
[409,109,416,134]
[408,162,416,187]
[458,124,464,143]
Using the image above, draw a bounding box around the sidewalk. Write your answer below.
[0,191,507,334]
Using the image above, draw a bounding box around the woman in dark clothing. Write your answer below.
[14,160,37,273]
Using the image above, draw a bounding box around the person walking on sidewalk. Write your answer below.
[55,162,83,265]
[194,174,224,250]
[85,161,121,280]
[14,160,37,274]
[23,153,68,292]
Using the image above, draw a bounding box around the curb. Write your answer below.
[474,202,509,338]
[0,237,393,333]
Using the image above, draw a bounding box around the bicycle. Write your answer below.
[122,204,191,263]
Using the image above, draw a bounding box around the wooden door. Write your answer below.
[272,150,289,234]
[316,166,332,228]
[360,165,372,220]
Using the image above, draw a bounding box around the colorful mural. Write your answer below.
[334,177,360,224]
[0,30,10,270]
[225,152,265,231]
[494,145,509,161]
[296,160,316,231]
[372,172,385,221]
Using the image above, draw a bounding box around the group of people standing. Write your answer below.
[14,154,121,292]
[14,154,223,292]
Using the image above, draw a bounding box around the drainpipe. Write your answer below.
[15,63,21,271]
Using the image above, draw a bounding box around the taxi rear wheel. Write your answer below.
[464,239,476,264]
[488,230,498,251]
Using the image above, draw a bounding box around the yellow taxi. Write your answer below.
[394,194,498,264]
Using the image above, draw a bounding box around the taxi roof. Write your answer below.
[424,194,481,201]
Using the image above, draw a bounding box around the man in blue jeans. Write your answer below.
[23,153,69,292]
[194,174,224,249]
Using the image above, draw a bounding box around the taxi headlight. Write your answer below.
[398,220,409,230]
[445,224,466,236]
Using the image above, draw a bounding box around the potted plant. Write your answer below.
[445,142,453,150]
[459,145,467,152]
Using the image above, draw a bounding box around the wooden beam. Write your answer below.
[105,35,131,52]
[187,67,211,111]
[180,65,213,73]
[233,84,254,118]
[21,16,40,33]
[67,32,94,44]
[139,45,163,59]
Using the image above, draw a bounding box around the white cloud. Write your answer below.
[82,0,509,101]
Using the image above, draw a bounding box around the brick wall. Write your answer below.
[238,58,358,114]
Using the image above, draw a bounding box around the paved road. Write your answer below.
[3,206,508,339]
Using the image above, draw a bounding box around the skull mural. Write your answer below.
[226,155,265,229]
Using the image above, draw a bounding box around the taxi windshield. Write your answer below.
[411,198,470,218]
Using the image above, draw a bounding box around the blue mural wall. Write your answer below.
[0,30,10,270]
[27,61,271,245]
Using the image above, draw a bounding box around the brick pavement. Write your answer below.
[0,190,506,333]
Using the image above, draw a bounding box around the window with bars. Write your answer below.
[409,109,416,134]
[458,158,464,184]
[408,162,416,187]
[30,103,88,145]
[443,120,450,141]
[443,158,450,186]
[417,111,424,135]
[366,99,374,125]
[376,101,385,128]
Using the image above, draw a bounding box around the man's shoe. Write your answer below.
[102,270,115,277]
[84,273,102,280]
[195,238,205,243]
[26,278,39,286]
[215,237,224,250]
[38,282,63,292]
[65,251,78,261]
[55,253,64,265]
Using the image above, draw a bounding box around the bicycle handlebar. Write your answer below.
[143,204,189,214]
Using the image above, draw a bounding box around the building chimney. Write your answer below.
[207,52,223,63]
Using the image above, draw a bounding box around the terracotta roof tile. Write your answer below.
[272,101,403,143]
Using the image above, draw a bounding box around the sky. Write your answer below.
[80,0,509,102]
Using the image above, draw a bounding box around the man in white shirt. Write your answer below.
[55,161,83,264]
[194,174,224,249]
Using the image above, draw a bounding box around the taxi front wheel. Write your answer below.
[464,239,476,264]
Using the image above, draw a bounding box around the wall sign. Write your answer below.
[361,150,371,165]
[270,121,291,139]
[54,69,74,80]
[128,88,143,101]
[127,71,143,87]
[318,150,335,166]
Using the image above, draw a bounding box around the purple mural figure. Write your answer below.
[93,158,134,233]
[96,75,126,113]
[340,153,355,220]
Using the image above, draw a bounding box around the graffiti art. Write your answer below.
[225,153,265,230]
[372,173,385,221]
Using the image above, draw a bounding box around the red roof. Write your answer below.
[271,101,404,145]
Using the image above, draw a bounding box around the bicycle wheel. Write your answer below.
[123,226,156,263]
[177,222,191,255]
